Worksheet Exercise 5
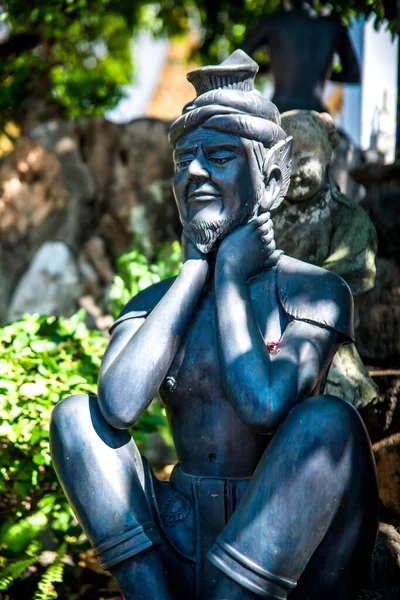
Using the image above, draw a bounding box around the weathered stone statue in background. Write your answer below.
[242,1,361,114]
[50,51,378,600]
[242,3,364,201]
[273,109,378,409]
[275,110,376,294]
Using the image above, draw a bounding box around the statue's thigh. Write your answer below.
[50,393,152,545]
[284,395,378,599]
[214,395,378,599]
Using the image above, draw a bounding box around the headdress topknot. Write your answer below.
[186,49,259,95]
[168,50,287,148]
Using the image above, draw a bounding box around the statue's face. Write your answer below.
[285,143,329,203]
[173,127,260,252]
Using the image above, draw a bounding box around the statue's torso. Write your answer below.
[267,12,345,111]
[113,255,353,479]
[159,267,287,478]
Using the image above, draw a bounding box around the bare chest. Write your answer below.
[160,271,287,404]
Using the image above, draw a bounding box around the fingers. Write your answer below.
[264,239,276,261]
[258,221,273,235]
[261,228,274,246]
[254,211,270,226]
[255,213,273,237]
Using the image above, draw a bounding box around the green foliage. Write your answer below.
[33,542,67,600]
[150,0,397,64]
[0,0,137,133]
[0,311,105,595]
[109,240,182,317]
[0,541,42,591]
[0,311,106,505]
[0,241,181,594]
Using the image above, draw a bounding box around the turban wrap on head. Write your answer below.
[168,50,287,148]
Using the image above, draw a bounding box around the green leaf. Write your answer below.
[0,511,48,554]
[30,340,58,354]
[19,382,48,397]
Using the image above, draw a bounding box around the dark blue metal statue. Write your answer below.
[50,50,378,600]
[242,2,361,114]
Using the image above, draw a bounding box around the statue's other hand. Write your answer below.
[217,212,275,280]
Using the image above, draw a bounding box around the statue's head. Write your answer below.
[169,50,292,253]
[280,110,340,203]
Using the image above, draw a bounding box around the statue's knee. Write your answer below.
[289,394,365,447]
[50,393,95,451]
[51,392,94,427]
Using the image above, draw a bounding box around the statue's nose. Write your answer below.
[188,157,210,181]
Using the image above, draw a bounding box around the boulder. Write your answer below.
[351,161,400,366]
[0,117,180,324]
[373,433,400,521]
[7,241,81,321]
[0,138,68,322]
[359,373,400,444]
[325,344,379,410]
[31,117,180,256]
[351,161,400,260]
[359,522,400,599]
[355,258,400,364]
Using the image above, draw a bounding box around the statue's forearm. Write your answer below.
[215,265,294,432]
[98,259,208,428]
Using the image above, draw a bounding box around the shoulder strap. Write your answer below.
[109,277,176,334]
[277,255,355,343]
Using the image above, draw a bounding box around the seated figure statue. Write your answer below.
[274,110,377,296]
[50,51,378,600]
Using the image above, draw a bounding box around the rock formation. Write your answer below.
[0,117,180,324]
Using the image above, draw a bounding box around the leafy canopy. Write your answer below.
[0,0,396,136]
[0,0,141,134]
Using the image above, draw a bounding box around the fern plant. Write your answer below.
[0,541,42,591]
[108,240,182,317]
[33,542,67,600]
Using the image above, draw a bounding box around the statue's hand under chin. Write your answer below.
[181,233,208,263]
[216,212,276,281]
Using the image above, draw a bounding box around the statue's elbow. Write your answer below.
[97,379,142,430]
[99,405,135,430]
[236,398,284,434]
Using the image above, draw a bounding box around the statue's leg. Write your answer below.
[209,395,378,600]
[50,394,173,600]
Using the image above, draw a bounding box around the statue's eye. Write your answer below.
[176,159,191,169]
[210,156,234,165]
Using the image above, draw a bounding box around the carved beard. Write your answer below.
[183,204,256,254]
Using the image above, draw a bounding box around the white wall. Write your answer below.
[361,18,398,161]
[106,31,168,123]
[341,18,364,146]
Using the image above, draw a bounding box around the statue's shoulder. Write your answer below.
[109,276,176,334]
[276,255,355,343]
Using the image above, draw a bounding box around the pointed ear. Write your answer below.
[262,136,293,210]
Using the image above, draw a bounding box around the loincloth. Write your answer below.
[143,459,251,599]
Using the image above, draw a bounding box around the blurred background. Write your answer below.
[0,2,399,599]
